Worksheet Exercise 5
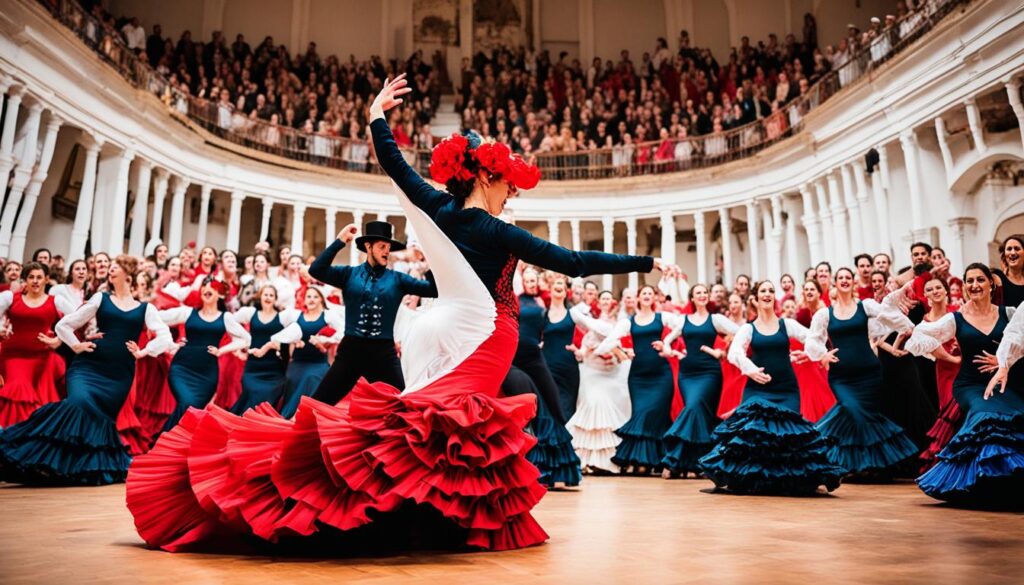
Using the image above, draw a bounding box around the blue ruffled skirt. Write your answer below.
[528,394,582,487]
[661,370,721,474]
[279,359,330,419]
[613,368,674,469]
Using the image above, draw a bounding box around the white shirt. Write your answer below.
[122,23,146,50]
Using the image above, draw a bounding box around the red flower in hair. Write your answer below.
[509,156,541,190]
[429,134,474,185]
[474,142,512,178]
[207,279,228,296]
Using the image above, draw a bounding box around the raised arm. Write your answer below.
[399,271,438,298]
[309,237,354,288]
[500,221,655,277]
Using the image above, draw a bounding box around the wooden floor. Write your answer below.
[1,478,1022,584]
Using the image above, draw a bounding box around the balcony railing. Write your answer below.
[40,0,968,181]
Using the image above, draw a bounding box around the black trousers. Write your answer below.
[512,343,567,425]
[312,336,405,405]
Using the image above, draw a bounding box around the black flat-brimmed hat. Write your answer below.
[355,220,406,252]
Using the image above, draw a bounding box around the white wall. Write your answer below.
[593,0,665,62]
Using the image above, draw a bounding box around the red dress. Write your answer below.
[717,334,746,418]
[132,329,175,441]
[0,294,65,427]
[790,337,835,422]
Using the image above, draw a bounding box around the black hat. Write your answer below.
[355,220,406,252]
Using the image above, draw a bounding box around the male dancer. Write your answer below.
[309,220,437,403]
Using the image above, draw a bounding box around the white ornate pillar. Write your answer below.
[325,206,337,249]
[570,218,582,251]
[814,179,834,264]
[127,158,153,256]
[719,208,733,285]
[625,217,638,290]
[0,85,24,189]
[694,211,707,284]
[259,197,274,243]
[934,117,954,183]
[350,210,365,265]
[964,97,986,152]
[769,195,785,280]
[851,161,874,249]
[659,210,676,266]
[782,195,801,276]
[840,164,864,256]
[899,130,927,241]
[946,217,977,274]
[68,134,103,260]
[761,201,779,282]
[9,114,62,261]
[0,100,42,256]
[105,148,135,254]
[799,184,823,264]
[602,216,615,291]
[226,190,245,251]
[547,218,560,245]
[827,170,850,265]
[290,201,307,256]
[870,168,891,255]
[167,176,188,253]
[196,184,212,250]
[745,200,760,280]
[1006,78,1024,151]
[146,168,169,253]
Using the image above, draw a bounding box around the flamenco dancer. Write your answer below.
[805,267,918,479]
[657,284,739,478]
[906,265,1024,508]
[0,256,173,485]
[126,73,659,552]
[700,280,844,495]
[541,275,583,420]
[228,285,294,414]
[307,220,437,404]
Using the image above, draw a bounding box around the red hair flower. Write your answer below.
[474,142,512,178]
[429,134,473,184]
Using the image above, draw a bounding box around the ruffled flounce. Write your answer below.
[699,398,844,495]
[661,408,720,473]
[127,380,550,552]
[213,353,245,409]
[0,401,131,485]
[117,386,150,456]
[527,408,581,487]
[566,401,626,473]
[916,411,1024,508]
[0,353,64,428]
[920,399,964,472]
[815,404,918,476]
[134,355,174,440]
[612,416,667,469]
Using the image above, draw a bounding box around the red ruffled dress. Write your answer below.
[132,329,175,441]
[717,336,745,418]
[0,294,65,427]
[920,338,963,471]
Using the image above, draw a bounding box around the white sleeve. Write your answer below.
[321,308,345,343]
[52,293,79,317]
[158,306,193,326]
[997,303,1024,368]
[711,313,740,336]
[270,321,303,344]
[0,290,13,318]
[661,313,685,345]
[143,304,175,356]
[512,267,524,296]
[278,308,301,328]
[569,303,613,337]
[863,298,914,336]
[219,312,252,353]
[233,306,256,325]
[803,308,830,361]
[727,323,759,375]
[595,318,631,355]
[55,292,103,347]
[162,281,192,302]
[274,278,295,310]
[905,313,956,356]
[783,318,810,344]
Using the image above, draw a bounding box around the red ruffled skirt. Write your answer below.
[0,351,65,428]
[118,385,150,456]
[127,313,550,552]
[134,354,174,440]
[213,351,245,409]
[792,340,835,422]
[717,359,746,418]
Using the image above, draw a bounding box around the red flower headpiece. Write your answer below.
[207,279,228,296]
[429,134,541,191]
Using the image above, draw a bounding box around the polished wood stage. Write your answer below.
[1,478,1022,584]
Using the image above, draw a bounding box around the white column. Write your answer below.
[964,97,986,152]
[1006,78,1024,151]
[350,209,365,265]
[625,216,638,290]
[226,190,245,251]
[9,114,62,261]
[934,117,954,183]
[782,195,801,276]
[106,148,135,254]
[167,176,188,253]
[325,206,337,249]
[761,201,779,281]
[68,135,103,260]
[946,217,977,274]
[745,200,760,280]
[899,130,926,241]
[0,85,24,189]
[659,210,676,265]
[127,158,153,256]
[719,208,733,285]
[0,100,42,256]
[827,170,850,265]
[851,161,875,250]
[547,218,560,245]
[259,197,274,242]
[196,184,212,250]
[601,216,614,291]
[770,195,786,279]
[840,164,864,256]
[146,168,169,253]
[870,168,891,255]
[290,201,307,256]
[814,179,834,264]
[578,0,595,65]
[570,218,582,251]
[799,184,823,264]
[694,211,707,284]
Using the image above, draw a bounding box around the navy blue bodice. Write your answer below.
[292,312,328,363]
[680,314,720,375]
[630,313,665,372]
[827,303,879,376]
[518,293,546,346]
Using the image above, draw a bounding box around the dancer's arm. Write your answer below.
[55,293,102,350]
[862,298,914,336]
[569,302,614,336]
[499,221,655,277]
[233,306,256,326]
[370,120,450,217]
[904,313,955,356]
[594,318,630,355]
[726,324,760,375]
[803,308,830,361]
[270,321,303,345]
[309,238,353,288]
[710,314,740,336]
[660,313,685,346]
[157,306,193,326]
[141,304,175,356]
[399,271,438,298]
[217,312,252,355]
[997,303,1023,369]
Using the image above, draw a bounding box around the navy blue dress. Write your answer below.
[814,304,918,476]
[513,294,580,487]
[279,312,330,418]
[231,312,287,415]
[163,310,226,432]
[0,293,146,485]
[613,314,674,469]
[917,309,1024,506]
[699,320,843,495]
[662,315,724,474]
[542,308,581,420]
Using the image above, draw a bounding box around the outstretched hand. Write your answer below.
[369,74,413,121]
